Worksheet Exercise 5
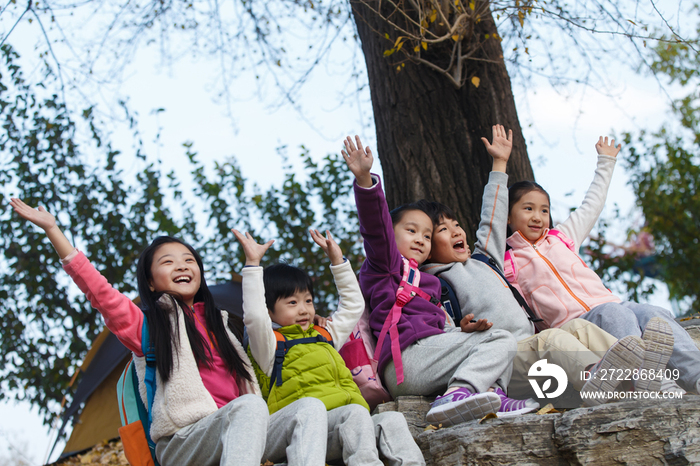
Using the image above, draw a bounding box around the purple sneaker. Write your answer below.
[425,387,501,427]
[493,387,539,417]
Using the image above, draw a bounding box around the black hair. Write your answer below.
[136,236,251,383]
[263,263,315,313]
[413,199,458,226]
[507,180,554,236]
[389,202,431,226]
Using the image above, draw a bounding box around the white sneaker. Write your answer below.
[637,317,674,393]
[581,335,645,407]
[660,377,686,395]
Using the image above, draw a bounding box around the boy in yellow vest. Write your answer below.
[233,228,425,466]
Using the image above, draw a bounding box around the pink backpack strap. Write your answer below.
[548,229,575,252]
[503,249,517,284]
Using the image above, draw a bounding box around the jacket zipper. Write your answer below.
[532,243,590,312]
[324,345,352,404]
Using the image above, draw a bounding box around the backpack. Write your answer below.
[116,318,159,466]
[268,325,333,393]
[438,252,544,331]
[339,257,443,410]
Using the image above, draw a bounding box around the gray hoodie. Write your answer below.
[421,171,535,342]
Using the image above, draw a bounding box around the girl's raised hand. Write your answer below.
[595,136,621,157]
[10,198,57,232]
[341,135,373,188]
[309,229,344,266]
[232,229,274,267]
[10,198,75,258]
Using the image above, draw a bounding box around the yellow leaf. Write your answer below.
[485,33,490,39]
[536,403,560,415]
[627,19,637,26]
[414,45,420,52]
[394,36,403,47]
[452,34,460,41]
[385,33,390,39]
[430,9,437,22]
[469,0,475,10]
[455,0,459,4]
[424,424,438,431]
[383,48,395,56]
[479,412,498,423]
[471,76,480,87]
[422,41,428,50]
[396,65,402,72]
[396,41,403,51]
[421,19,429,28]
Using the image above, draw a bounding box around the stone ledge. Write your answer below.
[376,395,700,465]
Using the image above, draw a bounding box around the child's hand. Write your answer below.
[595,136,621,157]
[309,229,344,266]
[341,135,373,188]
[313,314,333,328]
[459,314,493,333]
[481,125,512,173]
[10,198,58,232]
[232,229,274,267]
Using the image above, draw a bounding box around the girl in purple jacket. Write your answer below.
[342,135,538,427]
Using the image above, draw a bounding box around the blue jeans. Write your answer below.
[582,301,700,393]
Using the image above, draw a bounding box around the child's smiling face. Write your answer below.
[271,290,316,331]
[393,209,433,264]
[149,242,202,307]
[508,190,551,243]
[428,216,471,264]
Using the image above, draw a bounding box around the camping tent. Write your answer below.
[50,277,244,462]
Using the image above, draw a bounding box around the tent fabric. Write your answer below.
[54,279,244,460]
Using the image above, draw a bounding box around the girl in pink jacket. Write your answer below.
[504,137,700,396]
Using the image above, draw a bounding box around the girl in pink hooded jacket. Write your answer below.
[504,137,700,396]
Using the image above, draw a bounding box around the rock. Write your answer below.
[377,395,700,465]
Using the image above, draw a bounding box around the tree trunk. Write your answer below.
[350,0,534,243]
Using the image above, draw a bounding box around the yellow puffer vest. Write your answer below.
[250,324,369,414]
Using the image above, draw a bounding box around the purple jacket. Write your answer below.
[355,175,445,375]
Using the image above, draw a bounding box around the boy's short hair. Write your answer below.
[263,263,315,312]
[414,199,458,226]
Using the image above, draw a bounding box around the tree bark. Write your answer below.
[350,0,534,242]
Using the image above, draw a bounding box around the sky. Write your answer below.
[0,2,692,464]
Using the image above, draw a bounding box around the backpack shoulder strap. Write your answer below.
[140,316,159,463]
[471,253,543,325]
[437,275,463,324]
[548,229,575,252]
[269,327,334,393]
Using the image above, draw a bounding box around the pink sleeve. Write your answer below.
[63,251,144,356]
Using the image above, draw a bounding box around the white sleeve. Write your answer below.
[325,260,366,347]
[557,155,617,251]
[241,266,277,376]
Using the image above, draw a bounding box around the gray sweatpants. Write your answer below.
[156,395,329,466]
[155,393,270,466]
[383,327,517,397]
[582,301,700,393]
[324,405,425,466]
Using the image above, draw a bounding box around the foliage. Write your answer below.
[588,20,700,315]
[0,44,360,423]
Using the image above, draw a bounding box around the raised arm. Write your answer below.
[233,229,277,375]
[10,198,75,259]
[309,229,365,345]
[343,135,401,275]
[10,198,144,354]
[557,137,619,250]
[474,126,512,268]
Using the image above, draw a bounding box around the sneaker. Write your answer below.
[636,317,674,393]
[660,377,686,395]
[425,387,501,427]
[581,335,646,407]
[492,387,539,417]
